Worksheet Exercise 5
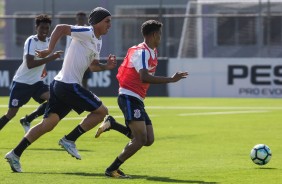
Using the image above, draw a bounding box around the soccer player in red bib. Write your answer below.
[95,20,188,178]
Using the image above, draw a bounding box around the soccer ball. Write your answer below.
[250,144,272,165]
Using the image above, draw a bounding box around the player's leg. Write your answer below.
[143,112,154,146]
[20,82,50,133]
[59,105,107,160]
[5,113,60,172]
[0,108,19,130]
[95,115,132,138]
[20,102,48,133]
[105,120,147,178]
[95,94,133,138]
[144,124,154,146]
[64,104,108,142]
[0,82,31,130]
[5,80,71,172]
[57,83,106,159]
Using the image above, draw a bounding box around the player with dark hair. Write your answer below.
[95,20,188,178]
[0,14,62,133]
[5,7,116,173]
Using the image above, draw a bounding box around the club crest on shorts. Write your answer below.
[11,99,19,106]
[134,109,141,118]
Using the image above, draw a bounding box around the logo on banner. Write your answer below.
[228,64,282,96]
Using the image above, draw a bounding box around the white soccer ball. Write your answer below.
[250,144,272,165]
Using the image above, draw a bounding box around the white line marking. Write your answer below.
[178,110,269,116]
[32,115,159,122]
[1,105,282,110]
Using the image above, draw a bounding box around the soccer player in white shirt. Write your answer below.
[5,7,116,173]
[0,15,63,133]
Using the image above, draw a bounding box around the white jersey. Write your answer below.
[13,35,50,84]
[65,35,72,56]
[65,24,88,56]
[54,25,102,85]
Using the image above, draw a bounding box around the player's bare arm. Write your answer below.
[36,24,71,58]
[26,51,63,69]
[139,69,188,84]
[41,67,47,79]
[89,54,117,72]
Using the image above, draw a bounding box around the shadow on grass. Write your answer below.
[130,174,218,183]
[255,167,277,170]
[30,171,217,183]
[0,147,93,152]
[27,148,93,152]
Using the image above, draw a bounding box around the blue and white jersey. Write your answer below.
[55,25,102,85]
[13,35,50,84]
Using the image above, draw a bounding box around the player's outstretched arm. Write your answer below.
[36,24,71,58]
[26,51,63,69]
[140,69,188,84]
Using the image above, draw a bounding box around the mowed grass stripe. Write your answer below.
[0,97,282,184]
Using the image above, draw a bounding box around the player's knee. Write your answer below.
[137,135,147,146]
[96,104,108,117]
[144,137,154,146]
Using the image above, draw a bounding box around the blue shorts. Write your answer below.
[118,94,152,126]
[9,81,49,108]
[45,80,102,119]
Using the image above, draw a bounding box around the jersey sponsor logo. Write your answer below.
[133,109,141,119]
[11,99,19,107]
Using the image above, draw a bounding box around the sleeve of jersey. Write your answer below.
[23,37,36,56]
[131,49,150,73]
[70,25,92,41]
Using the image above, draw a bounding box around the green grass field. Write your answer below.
[0,97,282,184]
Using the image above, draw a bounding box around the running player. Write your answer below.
[0,14,62,133]
[95,20,188,178]
[5,7,116,173]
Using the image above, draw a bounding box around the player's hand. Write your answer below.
[41,67,48,79]
[106,54,117,70]
[53,50,64,59]
[35,49,52,58]
[171,71,188,82]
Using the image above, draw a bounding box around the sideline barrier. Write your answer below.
[0,59,168,97]
[168,58,282,98]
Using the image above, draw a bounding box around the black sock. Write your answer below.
[25,102,47,122]
[0,115,10,130]
[13,137,31,157]
[110,119,131,138]
[107,157,124,172]
[65,125,86,142]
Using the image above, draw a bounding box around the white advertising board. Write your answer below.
[168,58,282,98]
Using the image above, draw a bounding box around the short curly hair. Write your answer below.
[141,20,162,37]
[35,14,52,27]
